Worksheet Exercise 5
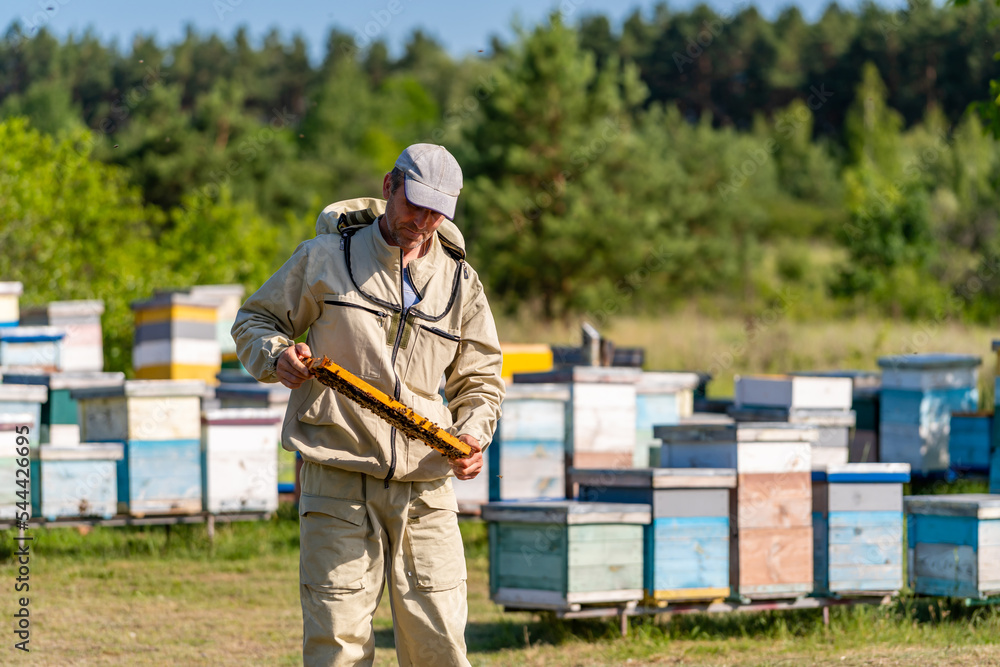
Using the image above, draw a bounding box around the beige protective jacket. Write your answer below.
[233,197,505,482]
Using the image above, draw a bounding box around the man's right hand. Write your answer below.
[276,343,313,389]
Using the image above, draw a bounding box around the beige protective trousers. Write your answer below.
[298,461,471,666]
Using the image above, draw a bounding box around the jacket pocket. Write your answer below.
[405,323,462,394]
[404,485,466,592]
[299,493,370,593]
[318,294,390,380]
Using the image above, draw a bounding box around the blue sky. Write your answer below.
[4,0,911,60]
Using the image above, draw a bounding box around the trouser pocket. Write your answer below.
[404,487,467,592]
[299,493,370,593]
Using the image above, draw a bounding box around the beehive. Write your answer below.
[0,282,23,328]
[483,501,649,609]
[791,371,882,463]
[657,423,815,600]
[72,380,206,516]
[215,380,293,490]
[878,354,980,476]
[728,406,855,469]
[2,370,125,445]
[0,384,48,449]
[812,463,909,595]
[20,300,105,372]
[29,444,122,520]
[0,326,65,372]
[500,343,553,383]
[734,375,853,412]
[0,412,35,519]
[574,468,735,603]
[132,293,221,383]
[634,372,700,467]
[157,285,245,370]
[488,383,569,502]
[905,494,1000,599]
[201,408,282,513]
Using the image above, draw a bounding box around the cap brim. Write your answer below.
[404,178,457,221]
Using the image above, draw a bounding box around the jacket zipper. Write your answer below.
[323,300,389,324]
[385,252,407,487]
[419,324,461,342]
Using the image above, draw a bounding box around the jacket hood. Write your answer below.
[315,197,467,258]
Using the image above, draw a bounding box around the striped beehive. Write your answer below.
[905,494,1000,599]
[488,383,568,503]
[158,285,245,371]
[656,422,815,600]
[29,444,123,520]
[0,412,35,519]
[0,326,65,372]
[202,408,282,513]
[634,372,700,467]
[483,500,649,609]
[574,468,735,603]
[2,371,125,445]
[0,384,48,449]
[513,367,642,495]
[132,294,221,383]
[949,412,993,477]
[878,354,980,477]
[20,300,104,372]
[811,463,909,596]
[0,282,23,328]
[72,380,206,516]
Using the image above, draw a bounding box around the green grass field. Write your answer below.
[1,506,999,666]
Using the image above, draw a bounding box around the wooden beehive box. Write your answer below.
[0,384,48,449]
[488,383,569,502]
[735,375,853,412]
[132,293,221,383]
[728,406,856,469]
[157,285,245,370]
[878,354,980,476]
[948,412,993,476]
[0,281,23,327]
[483,500,649,609]
[500,343,553,383]
[905,494,1000,599]
[30,443,123,520]
[72,380,206,516]
[656,422,815,600]
[0,412,35,519]
[214,381,293,490]
[2,370,125,445]
[0,326,65,372]
[573,467,736,603]
[20,300,105,372]
[201,408,282,513]
[812,463,909,596]
[634,372,700,467]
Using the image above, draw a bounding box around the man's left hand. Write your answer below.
[450,435,483,480]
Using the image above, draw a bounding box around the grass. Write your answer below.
[1,509,999,666]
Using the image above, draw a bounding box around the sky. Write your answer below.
[3,0,912,60]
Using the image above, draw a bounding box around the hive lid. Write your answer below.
[654,422,818,443]
[512,367,643,385]
[570,467,737,489]
[501,382,571,401]
[0,384,48,403]
[877,354,981,370]
[131,293,220,310]
[635,371,701,393]
[2,370,124,390]
[812,463,910,483]
[0,326,65,342]
[32,443,124,461]
[0,282,23,296]
[481,500,651,525]
[904,493,1000,519]
[0,412,37,429]
[202,408,284,425]
[20,300,104,320]
[214,382,291,401]
[70,379,209,400]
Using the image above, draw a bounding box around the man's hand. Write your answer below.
[450,435,483,480]
[276,343,313,389]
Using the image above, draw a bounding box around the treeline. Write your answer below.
[1,5,999,372]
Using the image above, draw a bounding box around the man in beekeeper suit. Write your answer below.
[233,143,505,666]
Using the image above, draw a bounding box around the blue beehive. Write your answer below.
[30,444,123,520]
[905,494,1000,599]
[949,412,992,477]
[574,467,735,604]
[812,463,909,596]
[878,354,980,476]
